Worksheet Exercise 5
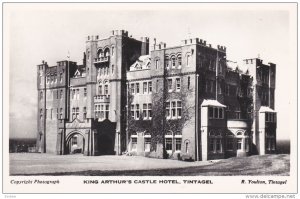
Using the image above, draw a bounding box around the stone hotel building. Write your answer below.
[36,30,277,161]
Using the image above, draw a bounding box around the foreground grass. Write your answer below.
[14,154,289,176]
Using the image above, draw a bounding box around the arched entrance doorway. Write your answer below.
[66,131,85,154]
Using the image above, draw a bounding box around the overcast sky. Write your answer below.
[5,3,296,140]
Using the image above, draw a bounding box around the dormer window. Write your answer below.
[208,107,224,119]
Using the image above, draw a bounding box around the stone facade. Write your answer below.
[37,30,277,161]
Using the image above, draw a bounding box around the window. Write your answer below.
[98,85,102,95]
[175,138,182,151]
[76,89,80,99]
[60,108,63,119]
[84,88,87,97]
[148,81,152,93]
[111,65,114,74]
[72,89,76,99]
[188,76,191,89]
[94,105,100,118]
[209,130,223,153]
[176,78,181,91]
[40,109,43,120]
[111,46,114,56]
[165,138,172,151]
[104,85,108,95]
[143,82,147,94]
[59,73,63,82]
[142,103,152,120]
[171,56,176,68]
[148,104,152,119]
[167,100,182,119]
[136,83,140,94]
[176,101,182,118]
[178,55,182,67]
[166,102,170,118]
[83,107,87,120]
[168,79,172,91]
[131,104,135,119]
[185,142,189,153]
[72,107,79,120]
[266,112,276,123]
[226,138,234,151]
[144,137,151,152]
[105,105,109,119]
[59,89,63,99]
[155,59,159,70]
[135,104,140,119]
[56,108,59,119]
[50,109,53,119]
[143,104,147,119]
[40,91,43,100]
[131,83,135,94]
[186,54,191,66]
[171,101,176,117]
[208,107,224,119]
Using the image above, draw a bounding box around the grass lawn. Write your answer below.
[10,153,289,176]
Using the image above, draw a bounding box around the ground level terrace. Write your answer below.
[9,153,289,176]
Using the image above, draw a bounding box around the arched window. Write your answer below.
[104,80,109,95]
[104,48,110,57]
[97,49,103,58]
[184,139,191,153]
[177,54,182,67]
[171,55,176,68]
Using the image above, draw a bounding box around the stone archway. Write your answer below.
[66,131,85,154]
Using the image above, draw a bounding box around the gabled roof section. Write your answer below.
[259,106,276,113]
[201,99,227,107]
[129,55,151,71]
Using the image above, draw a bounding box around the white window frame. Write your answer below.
[176,78,181,92]
[167,78,173,92]
[143,82,148,94]
[144,133,151,152]
[148,81,152,93]
[208,107,224,119]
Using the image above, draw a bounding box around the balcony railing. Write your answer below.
[94,56,110,64]
[94,95,110,103]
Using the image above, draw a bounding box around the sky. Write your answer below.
[5,3,297,140]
